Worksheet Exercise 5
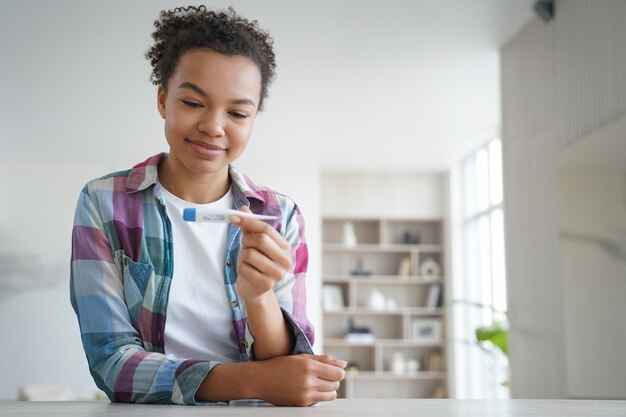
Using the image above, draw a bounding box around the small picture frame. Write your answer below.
[411,318,442,342]
[323,285,345,311]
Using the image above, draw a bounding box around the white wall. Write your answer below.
[501,0,626,398]
[558,172,626,399]
[0,162,116,399]
[0,0,517,173]
[321,172,445,219]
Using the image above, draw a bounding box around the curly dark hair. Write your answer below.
[146,5,276,110]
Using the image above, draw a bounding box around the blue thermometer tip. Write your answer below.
[183,208,196,222]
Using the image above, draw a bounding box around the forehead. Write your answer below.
[171,49,262,99]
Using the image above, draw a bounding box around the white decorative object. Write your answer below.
[342,222,357,247]
[386,298,398,311]
[419,257,441,280]
[405,359,420,375]
[368,287,387,311]
[390,352,406,375]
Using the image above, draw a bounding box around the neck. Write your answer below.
[158,156,230,204]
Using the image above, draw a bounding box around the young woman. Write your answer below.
[70,5,345,406]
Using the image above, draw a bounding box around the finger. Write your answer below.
[235,216,289,251]
[238,261,269,285]
[312,361,346,382]
[229,205,266,231]
[242,232,282,254]
[239,247,285,278]
[311,354,348,369]
[314,378,341,393]
[231,208,289,249]
[242,234,291,269]
[231,208,279,236]
[310,390,338,404]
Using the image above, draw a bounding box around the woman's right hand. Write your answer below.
[196,353,347,406]
[251,354,347,406]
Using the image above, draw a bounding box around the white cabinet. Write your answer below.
[322,217,448,399]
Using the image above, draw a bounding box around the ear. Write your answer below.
[157,85,167,119]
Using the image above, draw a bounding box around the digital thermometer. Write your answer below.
[183,208,278,223]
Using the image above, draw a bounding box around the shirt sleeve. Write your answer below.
[274,201,316,353]
[70,183,217,405]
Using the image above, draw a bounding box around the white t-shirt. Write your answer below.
[156,179,241,363]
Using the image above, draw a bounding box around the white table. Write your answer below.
[0,399,625,416]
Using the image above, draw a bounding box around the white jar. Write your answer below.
[406,359,420,375]
[390,352,405,375]
[342,222,357,247]
[368,287,386,311]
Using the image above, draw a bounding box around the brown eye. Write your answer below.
[181,100,202,108]
[229,112,248,119]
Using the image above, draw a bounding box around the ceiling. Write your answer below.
[0,0,536,172]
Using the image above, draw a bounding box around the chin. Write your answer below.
[185,156,230,175]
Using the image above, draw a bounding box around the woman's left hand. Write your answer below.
[231,206,292,301]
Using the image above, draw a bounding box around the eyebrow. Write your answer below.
[178,82,256,107]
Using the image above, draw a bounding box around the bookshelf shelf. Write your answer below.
[322,217,448,399]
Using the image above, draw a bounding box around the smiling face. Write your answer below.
[157,49,262,183]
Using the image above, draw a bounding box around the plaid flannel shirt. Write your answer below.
[70,153,314,404]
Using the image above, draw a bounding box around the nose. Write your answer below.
[197,111,225,137]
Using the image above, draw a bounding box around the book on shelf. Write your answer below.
[426,283,443,308]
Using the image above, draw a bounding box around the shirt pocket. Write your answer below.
[121,253,154,324]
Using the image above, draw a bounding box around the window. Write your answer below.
[452,139,508,398]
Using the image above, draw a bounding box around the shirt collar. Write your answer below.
[126,153,266,206]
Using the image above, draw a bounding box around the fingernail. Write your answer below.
[229,216,241,224]
[337,360,348,367]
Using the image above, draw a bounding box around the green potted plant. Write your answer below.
[475,321,508,356]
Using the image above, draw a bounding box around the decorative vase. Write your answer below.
[391,352,405,375]
[368,287,386,311]
[342,222,357,248]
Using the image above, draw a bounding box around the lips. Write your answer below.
[185,139,227,157]
[186,139,225,150]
